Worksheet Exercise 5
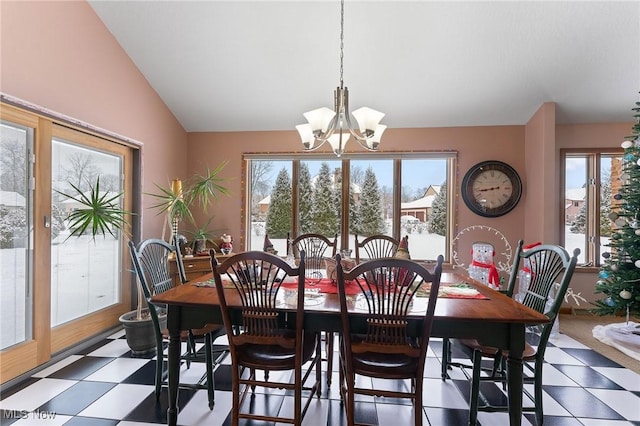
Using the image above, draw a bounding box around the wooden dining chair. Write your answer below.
[288,232,338,385]
[335,254,444,426]
[441,240,580,425]
[211,249,322,425]
[128,238,227,409]
[354,234,400,263]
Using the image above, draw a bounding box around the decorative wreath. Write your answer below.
[451,225,513,273]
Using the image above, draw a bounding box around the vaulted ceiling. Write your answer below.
[89,1,640,133]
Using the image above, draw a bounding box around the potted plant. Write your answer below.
[55,178,159,354]
[148,161,230,251]
[185,216,222,255]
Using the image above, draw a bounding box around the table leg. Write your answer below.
[506,324,525,426]
[167,314,181,426]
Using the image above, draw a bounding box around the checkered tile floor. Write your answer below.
[1,329,639,425]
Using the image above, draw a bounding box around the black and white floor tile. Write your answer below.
[1,330,639,426]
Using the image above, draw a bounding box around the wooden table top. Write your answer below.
[152,270,548,326]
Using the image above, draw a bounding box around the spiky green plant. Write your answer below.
[56,176,131,241]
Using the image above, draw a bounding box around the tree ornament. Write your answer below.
[624,152,635,162]
[635,229,640,236]
[608,212,619,221]
[620,290,632,300]
[615,217,627,227]
[614,193,623,200]
[620,172,629,182]
[635,259,640,268]
[605,297,616,307]
[610,264,619,272]
[599,270,609,279]
[602,251,611,259]
[621,140,633,149]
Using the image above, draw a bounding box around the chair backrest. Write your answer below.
[128,238,185,331]
[336,254,443,362]
[289,233,338,278]
[504,240,580,346]
[211,249,307,349]
[354,234,400,263]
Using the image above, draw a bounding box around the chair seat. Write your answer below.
[238,333,318,369]
[161,325,225,342]
[351,351,418,377]
[457,338,538,360]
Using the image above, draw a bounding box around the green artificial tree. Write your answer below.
[593,99,640,319]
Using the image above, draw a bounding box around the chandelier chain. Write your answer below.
[339,0,344,89]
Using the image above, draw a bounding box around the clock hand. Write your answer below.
[477,186,500,192]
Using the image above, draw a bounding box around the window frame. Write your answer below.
[243,151,457,262]
[561,148,623,268]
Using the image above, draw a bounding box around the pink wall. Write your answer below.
[1,1,634,307]
[188,126,527,253]
[0,1,188,238]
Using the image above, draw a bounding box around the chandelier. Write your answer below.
[296,0,386,157]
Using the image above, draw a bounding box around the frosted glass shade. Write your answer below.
[352,107,385,134]
[366,125,387,149]
[296,124,316,149]
[303,107,336,133]
[328,132,351,156]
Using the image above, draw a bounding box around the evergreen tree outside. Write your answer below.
[349,183,361,235]
[311,162,339,236]
[358,167,385,236]
[299,163,314,233]
[265,168,292,238]
[593,100,640,317]
[600,173,612,237]
[428,182,447,236]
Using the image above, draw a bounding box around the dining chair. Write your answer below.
[288,232,338,385]
[211,249,322,425]
[354,234,400,263]
[441,240,580,426]
[128,238,227,409]
[335,254,444,426]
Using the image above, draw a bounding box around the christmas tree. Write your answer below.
[593,99,640,318]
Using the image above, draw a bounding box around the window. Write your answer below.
[245,153,455,261]
[562,150,622,267]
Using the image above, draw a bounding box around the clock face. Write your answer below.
[461,161,522,217]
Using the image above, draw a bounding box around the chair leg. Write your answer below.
[415,375,423,426]
[469,350,482,426]
[326,331,333,386]
[534,360,544,426]
[155,342,163,400]
[205,333,215,410]
[316,334,322,397]
[441,338,451,380]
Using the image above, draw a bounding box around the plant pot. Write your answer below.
[119,308,166,356]
[193,238,207,255]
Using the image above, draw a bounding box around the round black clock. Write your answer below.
[461,160,522,217]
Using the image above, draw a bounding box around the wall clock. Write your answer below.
[461,160,522,217]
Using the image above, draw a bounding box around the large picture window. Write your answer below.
[245,153,455,261]
[562,149,622,267]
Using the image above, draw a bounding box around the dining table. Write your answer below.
[151,267,549,426]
